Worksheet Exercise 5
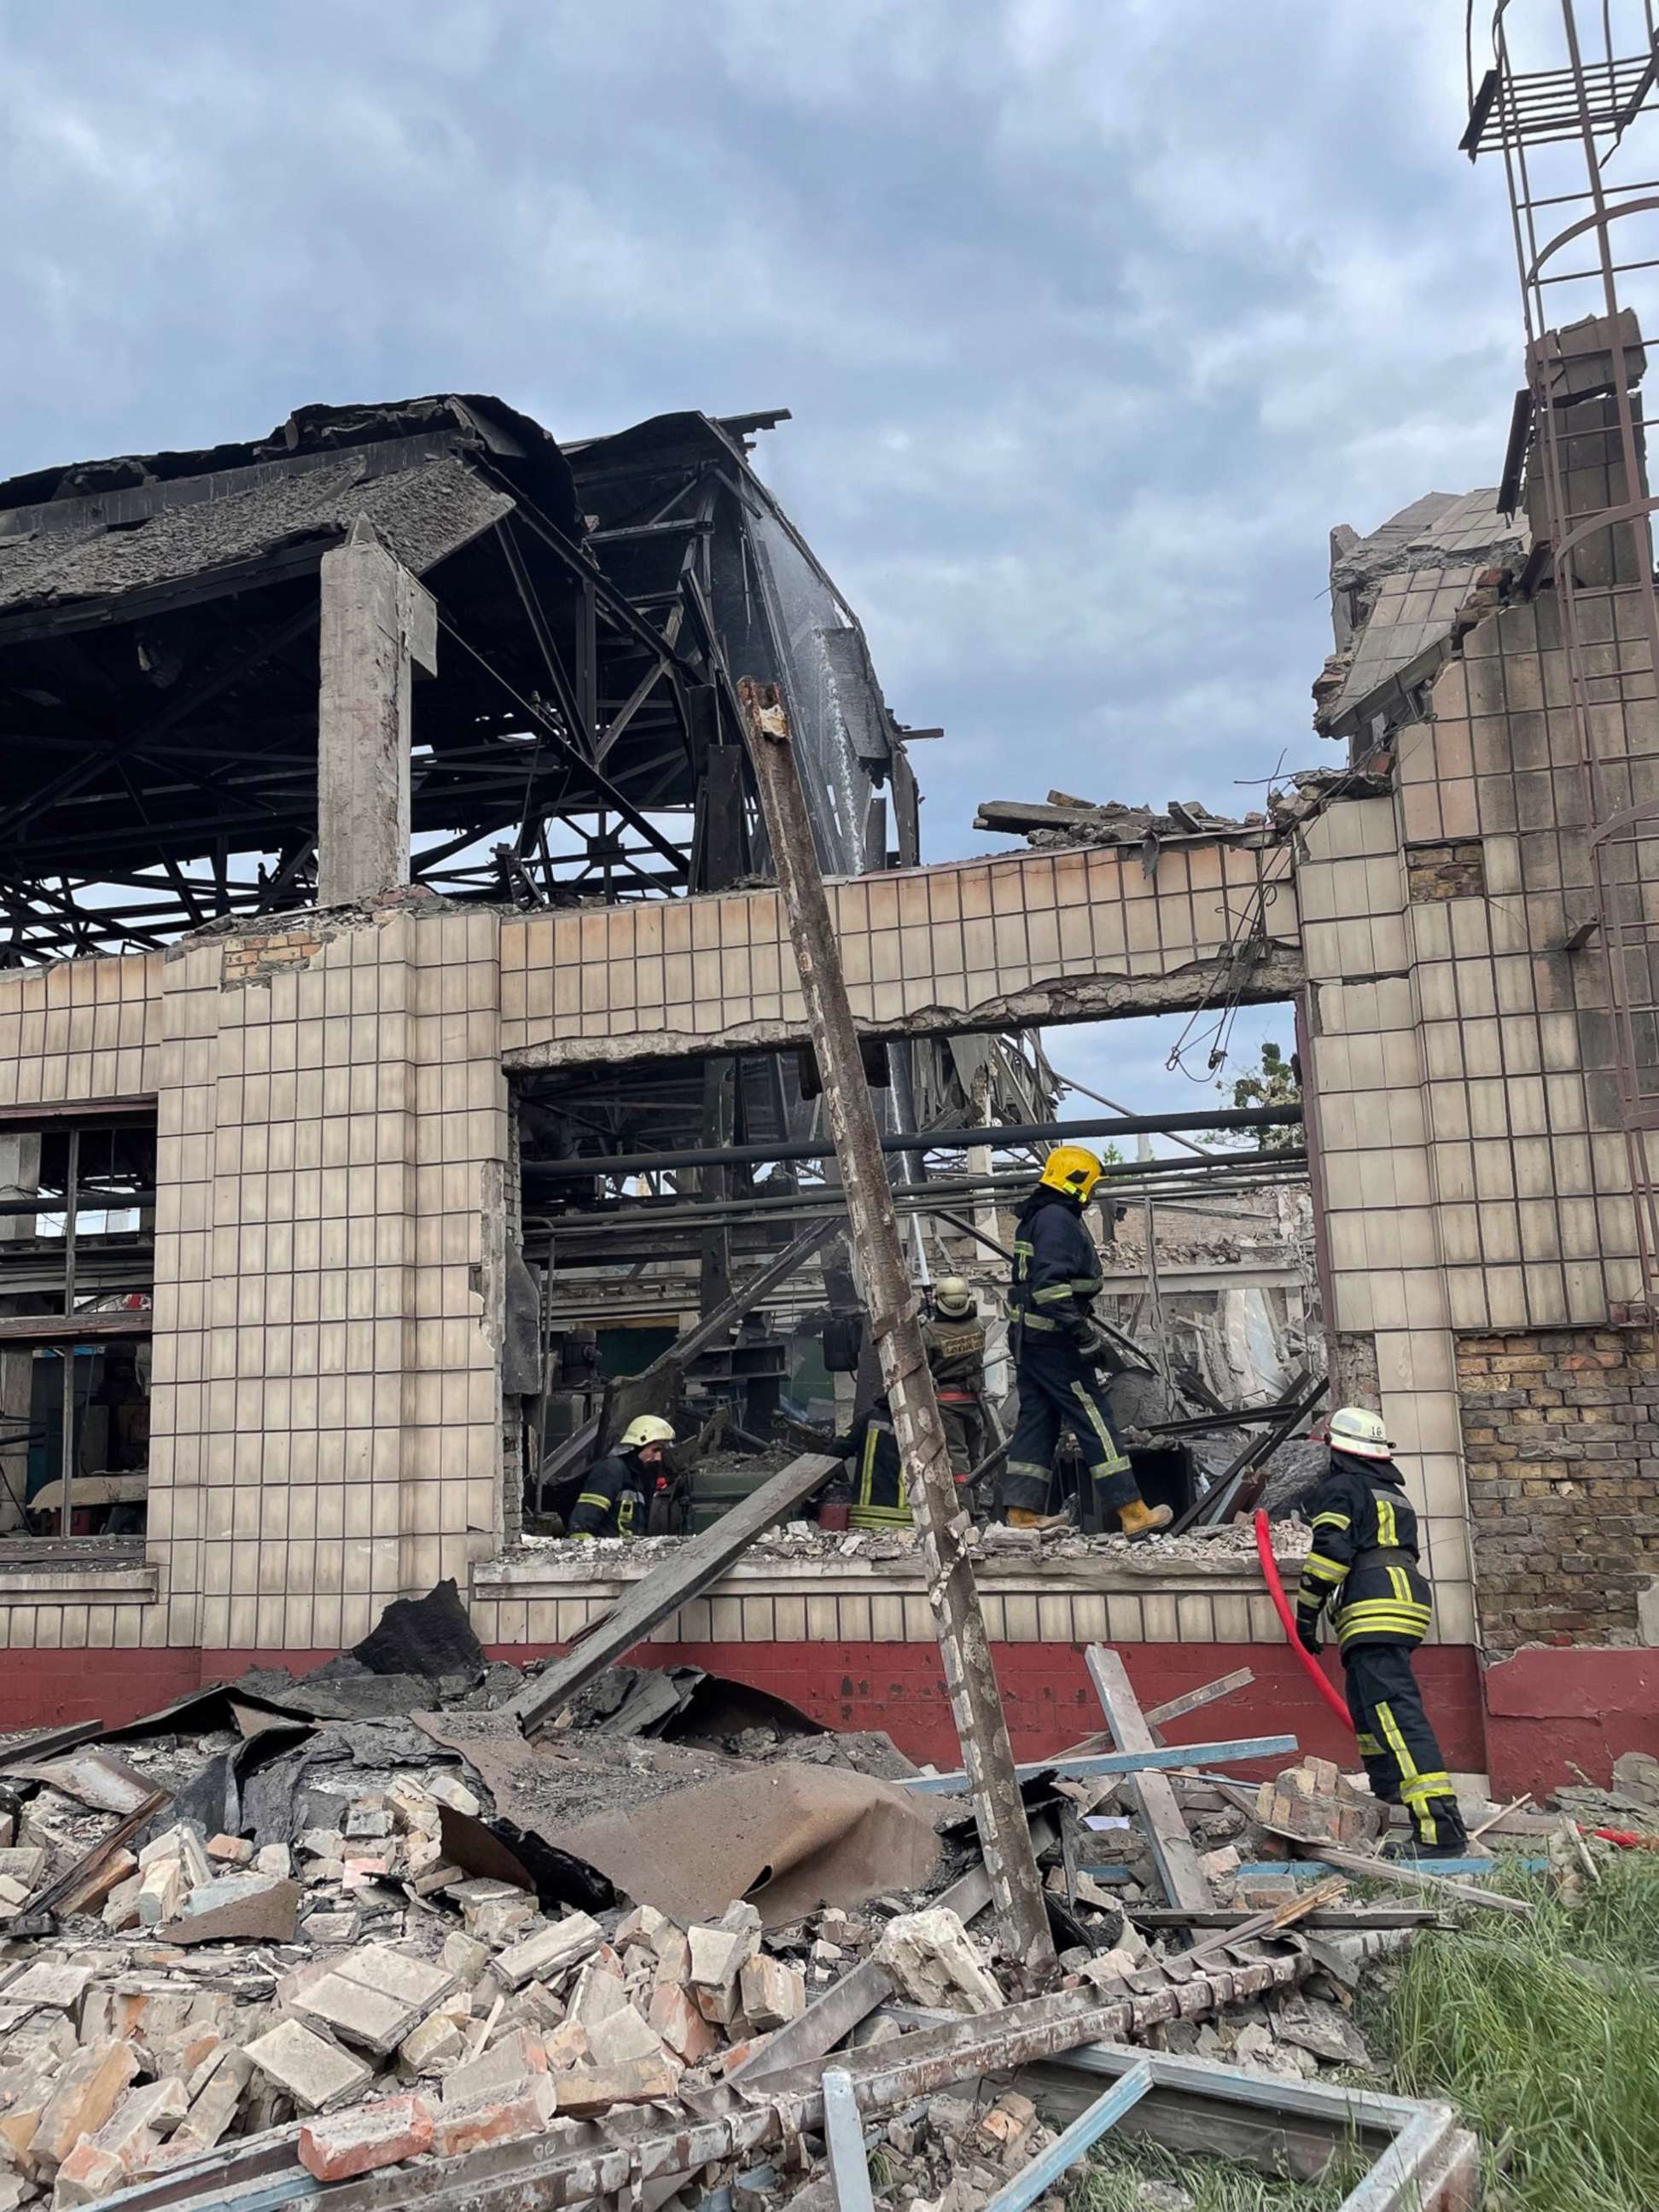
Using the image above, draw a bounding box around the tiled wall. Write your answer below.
[468,1551,1368,1649]
[1402,591,1646,1330]
[0,911,507,1655]
[500,842,1300,1064]
[146,911,507,1650]
[1306,578,1659,1652]
[0,951,163,1109]
[1297,795,1476,1639]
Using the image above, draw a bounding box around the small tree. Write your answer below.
[1207,1041,1300,1150]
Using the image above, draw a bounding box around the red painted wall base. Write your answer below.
[0,1638,1645,1797]
[1483,1647,1659,1798]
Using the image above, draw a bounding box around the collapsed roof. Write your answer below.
[0,397,919,957]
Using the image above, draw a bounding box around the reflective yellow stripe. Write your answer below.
[1301,1553,1348,1583]
[1354,1732,1383,1756]
[1376,1701,1420,1785]
[1336,1605,1429,1644]
[1017,1310,1062,1331]
[859,1426,881,1516]
[1007,1460,1050,1480]
[576,1492,609,1511]
[1376,1497,1399,1548]
[570,1531,595,1542]
[1068,1277,1102,1292]
[1068,1382,1131,1477]
[850,1505,912,1527]
[1388,1564,1412,1604]
[1033,1284,1074,1304]
[1310,1511,1350,1532]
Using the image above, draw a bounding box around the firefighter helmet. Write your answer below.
[1327,1406,1392,1461]
[1037,1144,1104,1202]
[620,1415,677,1450]
[934,1277,975,1318]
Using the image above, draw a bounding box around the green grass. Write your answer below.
[1066,1860,1659,2212]
[1371,1854,1659,2212]
[1069,2133,1364,2212]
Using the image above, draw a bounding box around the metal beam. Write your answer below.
[522,1105,1304,1183]
[742,674,1056,1991]
[899,1735,1298,1796]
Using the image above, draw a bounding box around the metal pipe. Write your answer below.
[522,1106,1302,1183]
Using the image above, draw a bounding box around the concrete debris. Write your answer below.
[0,1602,1484,2212]
[872,1909,1005,2015]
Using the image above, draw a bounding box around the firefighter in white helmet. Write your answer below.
[1294,1406,1469,1858]
[569,1415,677,1540]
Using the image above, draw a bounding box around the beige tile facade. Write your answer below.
[501,841,1300,1066]
[146,909,508,1651]
[469,1551,1318,1648]
[2,728,1634,1667]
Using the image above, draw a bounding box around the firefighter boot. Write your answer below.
[1007,1506,1071,1531]
[1117,1496,1173,1540]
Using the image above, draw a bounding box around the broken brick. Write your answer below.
[430,2076,556,2157]
[50,2142,125,2209]
[299,2096,434,2182]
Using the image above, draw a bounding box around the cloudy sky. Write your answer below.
[1,1,1523,1119]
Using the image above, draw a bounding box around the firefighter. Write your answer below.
[922,1278,988,1492]
[829,1397,908,1531]
[1004,1146,1171,1537]
[1294,1406,1470,1859]
[568,1415,677,1540]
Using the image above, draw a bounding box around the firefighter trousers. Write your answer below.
[1004,1335,1137,1516]
[938,1398,987,1483]
[1342,1641,1467,1851]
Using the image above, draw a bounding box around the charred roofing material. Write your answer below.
[0,395,910,954]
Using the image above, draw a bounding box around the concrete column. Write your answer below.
[317,515,437,907]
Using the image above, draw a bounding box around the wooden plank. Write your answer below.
[1286,1840,1537,1916]
[899,1735,1297,1794]
[1055,1668,1255,1759]
[509,1451,841,1736]
[745,675,1055,1986]
[1180,1875,1347,1965]
[1084,1647,1215,1914]
[0,1311,152,1345]
[1130,1907,1437,1930]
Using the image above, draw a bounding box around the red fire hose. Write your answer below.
[1254,1507,1353,1730]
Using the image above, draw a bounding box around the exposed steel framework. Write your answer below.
[1470,0,1659,1298]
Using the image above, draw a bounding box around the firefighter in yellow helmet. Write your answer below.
[1004,1147,1172,1538]
[569,1415,676,1540]
[1294,1407,1469,1859]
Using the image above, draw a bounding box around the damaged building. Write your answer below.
[0,16,1656,2212]
[0,28,1656,1827]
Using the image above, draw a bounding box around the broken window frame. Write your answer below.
[0,1103,155,1545]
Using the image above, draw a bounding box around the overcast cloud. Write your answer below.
[0,2,1521,1118]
